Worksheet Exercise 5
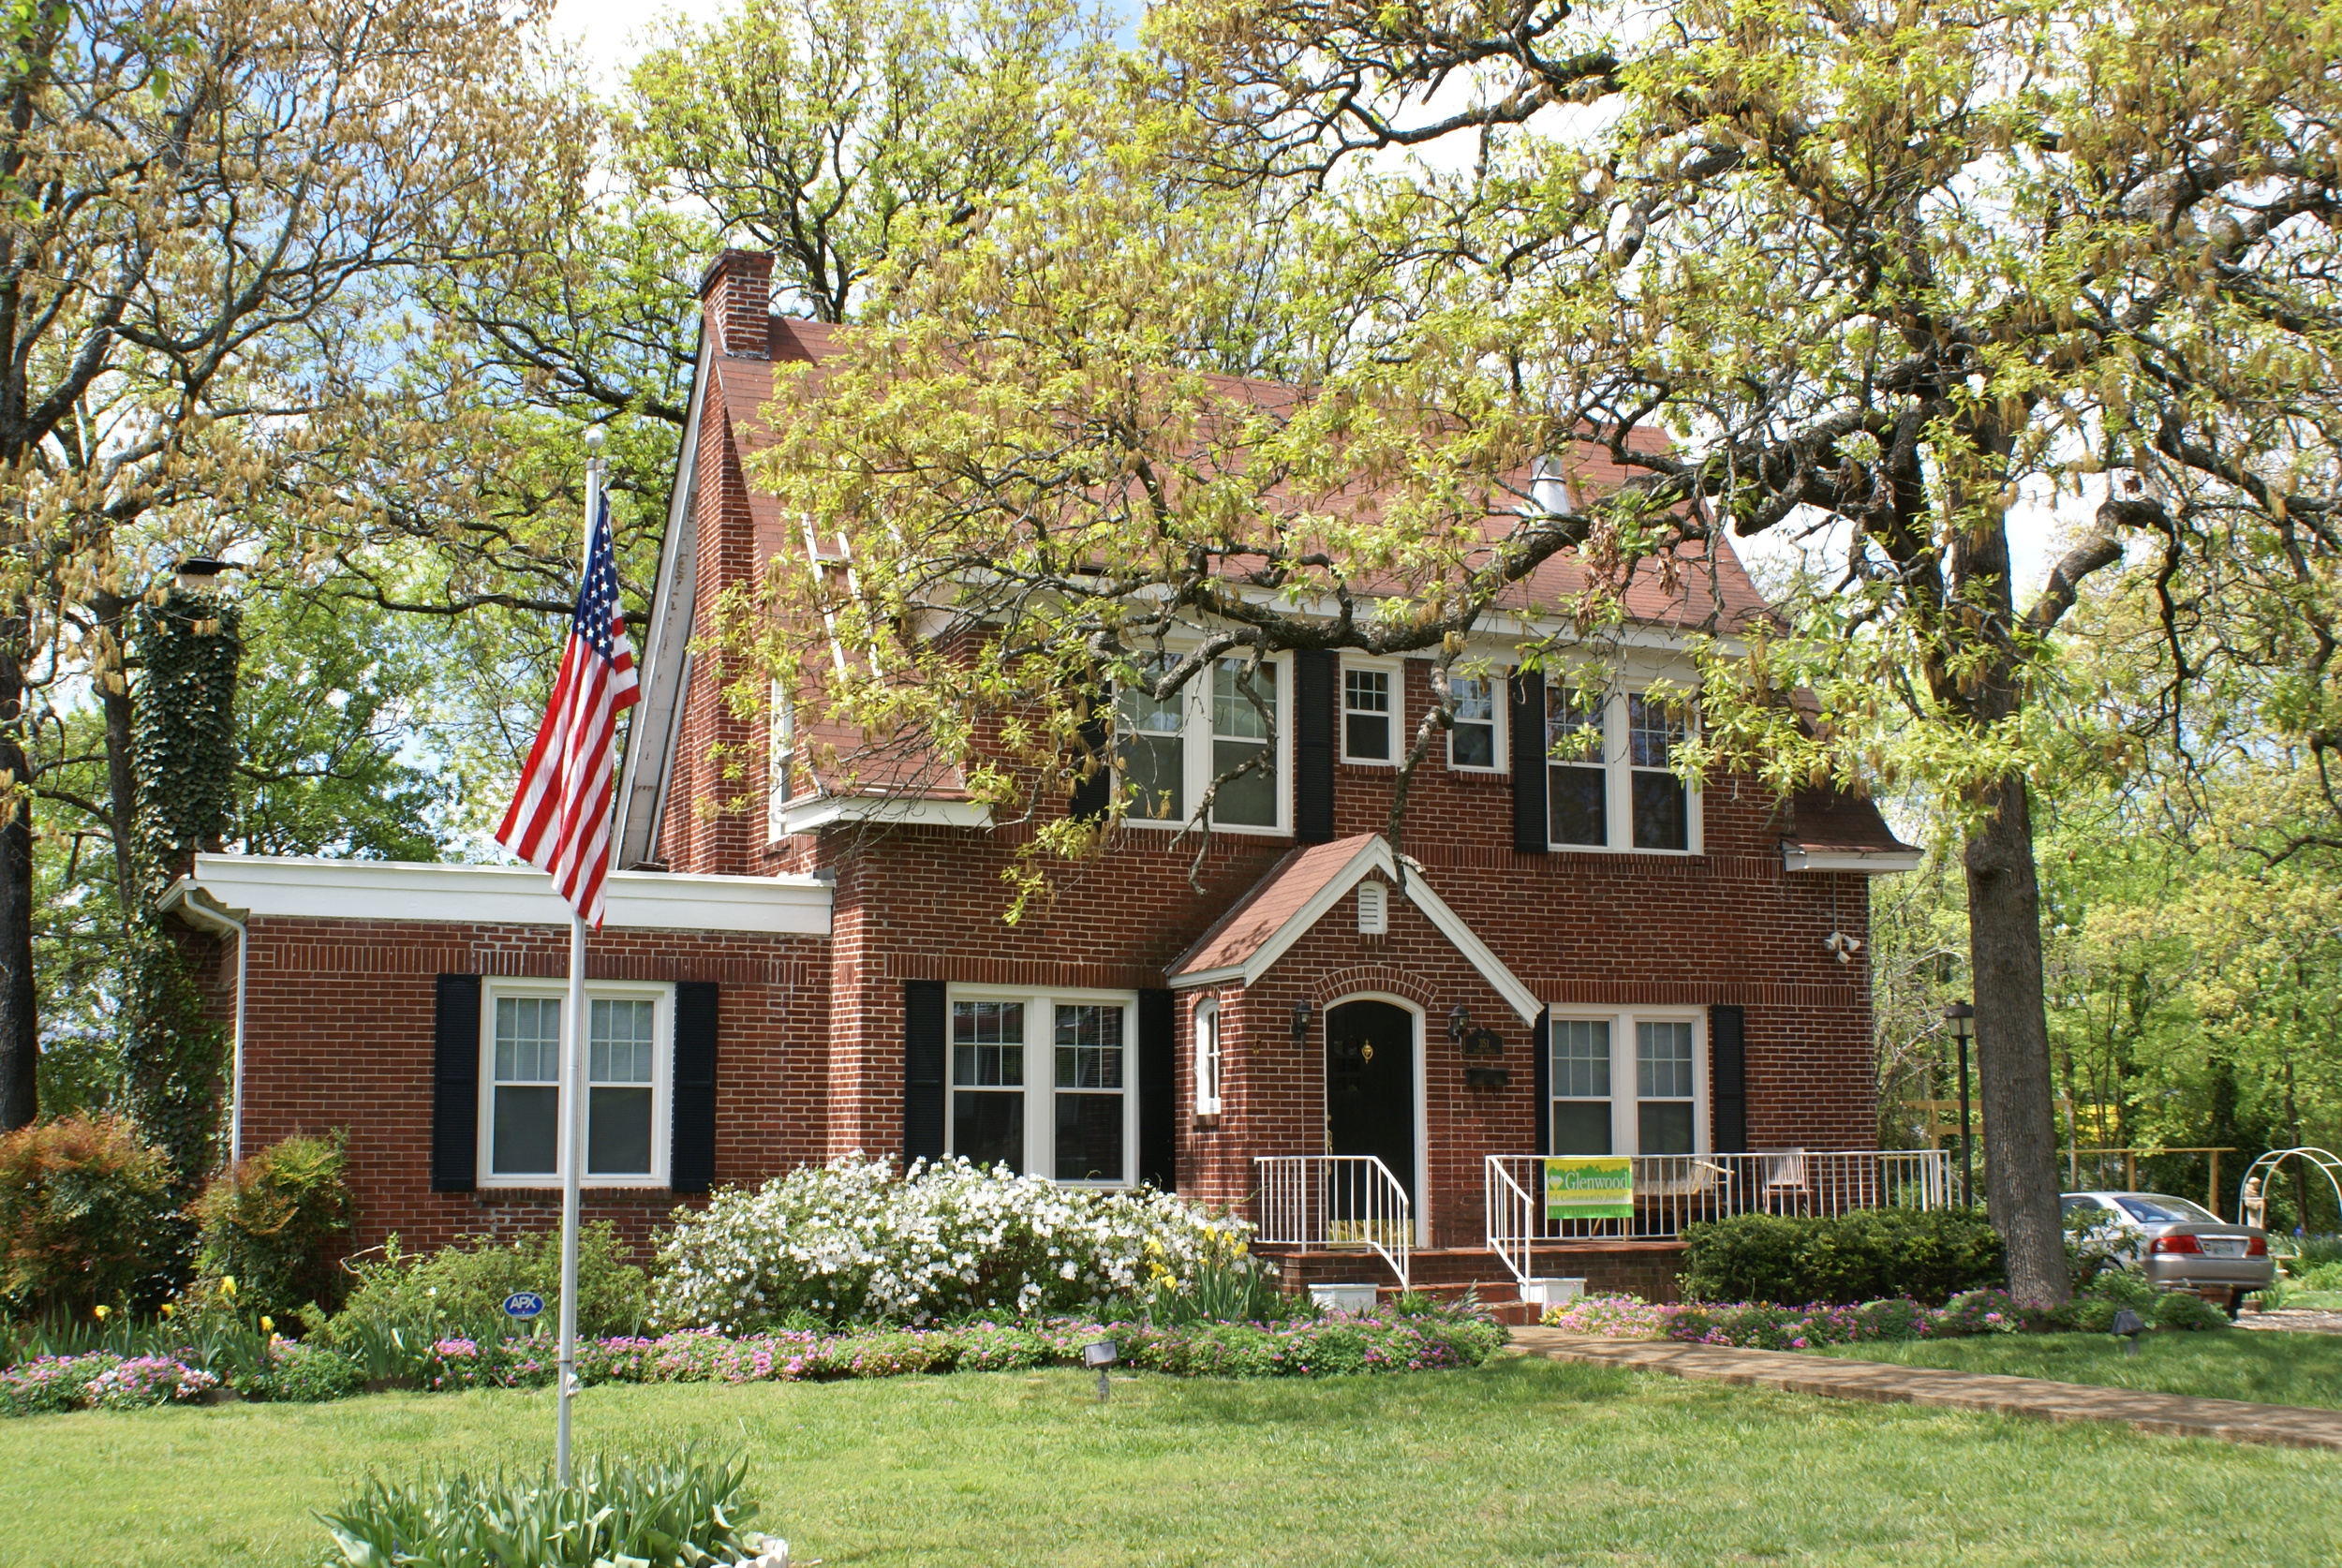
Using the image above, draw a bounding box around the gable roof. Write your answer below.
[1167,833,1540,1023]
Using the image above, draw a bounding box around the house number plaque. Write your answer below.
[1460,1027,1505,1058]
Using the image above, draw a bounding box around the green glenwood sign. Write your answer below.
[1543,1156,1633,1220]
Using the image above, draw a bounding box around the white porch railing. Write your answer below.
[1484,1148,1953,1285]
[1254,1155,1412,1291]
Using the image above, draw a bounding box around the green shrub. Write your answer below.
[2050,1269,2230,1333]
[0,1114,177,1318]
[318,1449,771,1568]
[2294,1260,2342,1291]
[327,1225,651,1345]
[245,1339,361,1403]
[189,1132,354,1318]
[1678,1207,2006,1306]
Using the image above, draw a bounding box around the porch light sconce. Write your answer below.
[1447,1001,1472,1043]
[1291,998,1312,1042]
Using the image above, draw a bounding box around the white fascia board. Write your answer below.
[1783,846,1923,876]
[188,853,831,937]
[774,795,995,836]
[1166,964,1243,991]
[1393,857,1543,1025]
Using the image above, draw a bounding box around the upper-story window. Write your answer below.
[1115,654,1289,833]
[1627,696,1688,851]
[1210,658,1278,826]
[1540,687,1698,854]
[1342,665,1395,762]
[1447,673,1500,770]
[1546,686,1607,847]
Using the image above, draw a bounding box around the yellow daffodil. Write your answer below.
[160,1303,176,1319]
[219,1276,236,1297]
[93,1304,110,1321]
[259,1315,274,1334]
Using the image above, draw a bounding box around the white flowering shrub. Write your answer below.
[652,1156,1252,1330]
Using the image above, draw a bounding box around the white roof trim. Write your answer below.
[774,795,995,836]
[1168,837,1541,1025]
[615,333,713,870]
[185,853,831,937]
[1783,846,1922,876]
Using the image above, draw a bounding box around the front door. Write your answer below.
[1326,999,1416,1210]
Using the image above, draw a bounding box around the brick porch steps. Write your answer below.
[1255,1241,1690,1324]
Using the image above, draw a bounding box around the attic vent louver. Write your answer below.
[1357,880,1387,936]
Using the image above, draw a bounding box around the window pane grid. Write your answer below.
[1637,1020,1695,1098]
[1211,658,1277,825]
[495,997,561,1084]
[1627,694,1682,769]
[1054,1004,1124,1088]
[1546,687,1602,761]
[952,1000,1025,1087]
[1450,675,1496,767]
[590,998,657,1084]
[1344,668,1391,760]
[1550,1018,1611,1098]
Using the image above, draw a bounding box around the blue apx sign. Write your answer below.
[501,1291,546,1321]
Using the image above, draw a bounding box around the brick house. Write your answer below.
[170,249,1928,1299]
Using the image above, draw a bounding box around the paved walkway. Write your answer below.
[2237,1307,2342,1336]
[1509,1326,2342,1453]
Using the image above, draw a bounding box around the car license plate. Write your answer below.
[2200,1237,2246,1258]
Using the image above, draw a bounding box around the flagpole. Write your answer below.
[556,428,604,1485]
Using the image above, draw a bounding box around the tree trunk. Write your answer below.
[0,609,35,1130]
[1963,773,2069,1305]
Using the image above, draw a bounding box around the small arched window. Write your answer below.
[1193,998,1222,1117]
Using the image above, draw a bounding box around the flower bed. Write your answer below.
[2,1352,218,1414]
[425,1311,1506,1390]
[1542,1285,2229,1347]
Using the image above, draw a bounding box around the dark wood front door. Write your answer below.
[1326,998,1416,1206]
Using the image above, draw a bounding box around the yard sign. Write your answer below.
[1544,1156,1633,1220]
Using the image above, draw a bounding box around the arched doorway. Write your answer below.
[1326,998,1418,1209]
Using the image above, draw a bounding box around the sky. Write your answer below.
[546,0,2079,599]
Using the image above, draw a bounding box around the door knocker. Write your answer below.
[1359,1043,1374,1063]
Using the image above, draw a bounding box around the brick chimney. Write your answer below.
[699,248,772,360]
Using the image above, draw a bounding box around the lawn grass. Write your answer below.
[4,1356,2340,1567]
[1809,1328,2342,1410]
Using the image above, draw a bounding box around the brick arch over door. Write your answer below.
[1310,965,1434,1012]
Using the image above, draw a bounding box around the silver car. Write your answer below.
[2060,1191,2275,1313]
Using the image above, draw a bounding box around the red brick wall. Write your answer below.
[226,916,829,1259]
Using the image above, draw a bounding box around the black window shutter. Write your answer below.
[431,974,482,1192]
[1068,698,1111,821]
[670,982,720,1192]
[904,980,947,1164]
[1138,988,1177,1190]
[1294,648,1337,843]
[1532,1007,1551,1156]
[1509,666,1548,853]
[1711,1004,1747,1153]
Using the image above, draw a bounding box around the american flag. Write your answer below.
[497,493,639,928]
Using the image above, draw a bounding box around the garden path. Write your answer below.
[2235,1308,2342,1336]
[1510,1327,2342,1452]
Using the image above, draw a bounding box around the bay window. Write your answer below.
[480,981,673,1187]
[947,988,1136,1185]
[1546,1010,1706,1159]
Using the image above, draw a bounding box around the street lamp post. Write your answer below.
[1944,1001,1977,1209]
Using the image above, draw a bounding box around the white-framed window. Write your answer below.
[1193,997,1222,1117]
[1627,695,1689,851]
[1116,653,1291,834]
[1341,661,1399,763]
[1548,1017,1613,1155]
[1539,687,1701,854]
[480,981,674,1187]
[1547,1009,1707,1158]
[766,679,796,839]
[947,986,1138,1186]
[1446,672,1501,771]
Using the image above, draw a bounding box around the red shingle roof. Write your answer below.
[1169,835,1383,979]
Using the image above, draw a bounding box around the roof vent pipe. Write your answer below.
[1530,457,1575,516]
